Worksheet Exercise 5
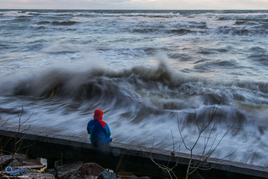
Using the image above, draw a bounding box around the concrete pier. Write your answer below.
[0,126,267,179]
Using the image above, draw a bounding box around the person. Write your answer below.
[87,109,112,146]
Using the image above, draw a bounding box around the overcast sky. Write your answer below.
[1,0,268,10]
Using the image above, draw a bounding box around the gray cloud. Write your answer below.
[1,0,268,9]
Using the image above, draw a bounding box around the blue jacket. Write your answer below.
[87,119,112,146]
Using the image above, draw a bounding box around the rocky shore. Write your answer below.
[1,153,151,179]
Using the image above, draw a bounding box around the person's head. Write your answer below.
[94,109,103,121]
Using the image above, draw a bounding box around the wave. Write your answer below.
[36,20,79,26]
[194,60,239,72]
[30,25,48,30]
[0,44,11,50]
[0,57,267,106]
[216,26,267,35]
[217,13,268,21]
[1,11,32,17]
[3,11,268,37]
[198,47,230,54]
[132,28,190,34]
[51,21,79,26]
[249,54,268,66]
[1,56,268,166]
[1,61,267,154]
[14,16,32,22]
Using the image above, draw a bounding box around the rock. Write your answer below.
[36,157,47,166]
[0,155,13,165]
[25,168,39,174]
[117,171,137,178]
[97,171,117,179]
[8,159,22,167]
[55,161,83,178]
[79,163,105,177]
[68,171,84,179]
[22,159,42,166]
[14,153,29,162]
[46,168,56,177]
[16,173,55,179]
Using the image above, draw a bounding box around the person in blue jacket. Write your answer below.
[87,109,112,146]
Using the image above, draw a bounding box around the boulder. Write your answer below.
[25,168,39,174]
[68,171,84,179]
[14,153,29,162]
[79,163,105,177]
[22,159,42,166]
[117,171,137,178]
[8,159,22,167]
[55,161,83,178]
[97,171,117,179]
[17,173,55,179]
[0,155,13,165]
[46,168,56,177]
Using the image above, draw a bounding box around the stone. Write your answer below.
[25,168,39,174]
[8,159,22,167]
[68,171,84,179]
[22,159,42,166]
[97,171,117,179]
[117,171,137,178]
[14,153,29,162]
[36,157,47,166]
[16,173,55,179]
[0,155,13,165]
[79,163,105,177]
[46,168,56,177]
[55,161,83,178]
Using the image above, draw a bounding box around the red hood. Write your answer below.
[94,109,103,121]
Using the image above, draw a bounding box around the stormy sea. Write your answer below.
[0,9,268,167]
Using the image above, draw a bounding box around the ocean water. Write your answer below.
[0,9,268,167]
